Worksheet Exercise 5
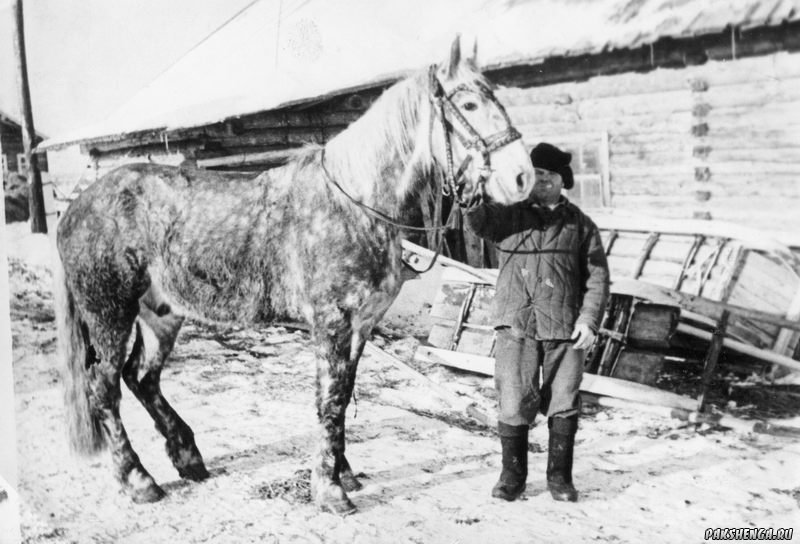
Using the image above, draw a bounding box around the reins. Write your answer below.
[319,64,522,274]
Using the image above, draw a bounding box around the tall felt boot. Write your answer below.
[546,416,578,502]
[491,422,528,501]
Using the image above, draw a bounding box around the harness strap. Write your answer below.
[428,65,522,206]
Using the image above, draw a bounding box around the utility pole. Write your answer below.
[12,0,47,234]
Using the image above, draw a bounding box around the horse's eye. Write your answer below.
[461,101,479,112]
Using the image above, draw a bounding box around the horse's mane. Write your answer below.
[320,69,432,205]
[320,62,490,205]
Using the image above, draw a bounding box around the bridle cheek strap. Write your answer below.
[429,66,522,207]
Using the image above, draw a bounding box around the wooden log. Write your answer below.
[703,79,800,109]
[241,110,363,130]
[700,52,800,84]
[689,178,800,199]
[197,148,305,168]
[517,115,691,140]
[497,66,694,104]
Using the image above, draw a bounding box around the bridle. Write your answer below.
[319,65,524,272]
[427,64,522,208]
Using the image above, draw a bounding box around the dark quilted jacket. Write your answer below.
[466,197,609,340]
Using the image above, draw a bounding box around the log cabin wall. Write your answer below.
[495,49,800,235]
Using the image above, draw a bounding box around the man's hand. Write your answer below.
[571,323,596,350]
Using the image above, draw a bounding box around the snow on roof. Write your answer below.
[0,108,48,139]
[39,0,800,150]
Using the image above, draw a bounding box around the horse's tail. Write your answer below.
[54,251,106,456]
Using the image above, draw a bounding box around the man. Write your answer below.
[466,142,609,502]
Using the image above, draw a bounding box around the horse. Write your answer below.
[54,37,535,514]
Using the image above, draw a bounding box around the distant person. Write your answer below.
[466,142,609,502]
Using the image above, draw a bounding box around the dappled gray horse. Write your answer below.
[55,38,534,514]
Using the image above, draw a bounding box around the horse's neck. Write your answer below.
[322,76,429,215]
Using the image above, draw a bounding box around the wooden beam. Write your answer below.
[365,342,495,428]
[400,240,497,284]
[197,148,304,169]
[677,323,800,372]
[593,213,797,264]
[632,232,660,278]
[418,346,698,411]
[12,0,46,234]
[611,279,800,332]
[697,310,730,412]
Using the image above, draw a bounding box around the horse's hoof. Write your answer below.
[129,483,166,504]
[178,462,210,482]
[341,472,363,492]
[319,496,357,516]
[314,481,357,516]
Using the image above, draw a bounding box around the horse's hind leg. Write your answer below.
[121,296,209,482]
[85,318,165,503]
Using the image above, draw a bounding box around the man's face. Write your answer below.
[530,167,563,205]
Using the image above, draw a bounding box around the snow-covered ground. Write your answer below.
[3,222,800,543]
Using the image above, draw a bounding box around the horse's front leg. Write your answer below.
[311,331,362,514]
[340,335,367,493]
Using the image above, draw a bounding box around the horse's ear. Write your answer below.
[468,38,479,69]
[446,34,462,78]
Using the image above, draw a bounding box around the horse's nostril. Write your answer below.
[516,173,526,191]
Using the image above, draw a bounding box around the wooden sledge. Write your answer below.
[402,212,800,416]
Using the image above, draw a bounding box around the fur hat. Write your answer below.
[530,143,574,190]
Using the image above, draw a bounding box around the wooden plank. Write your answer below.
[631,232,660,278]
[448,284,477,350]
[418,346,495,376]
[419,346,698,411]
[611,349,666,386]
[771,282,800,357]
[601,295,633,376]
[429,281,471,321]
[697,310,730,412]
[611,279,800,332]
[592,213,796,260]
[676,323,800,372]
[675,235,705,290]
[365,342,495,428]
[456,328,495,357]
[401,240,497,285]
[627,304,679,349]
[427,322,456,350]
[648,235,697,264]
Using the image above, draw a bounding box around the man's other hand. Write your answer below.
[571,323,596,350]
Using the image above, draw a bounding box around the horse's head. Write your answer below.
[429,37,534,206]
